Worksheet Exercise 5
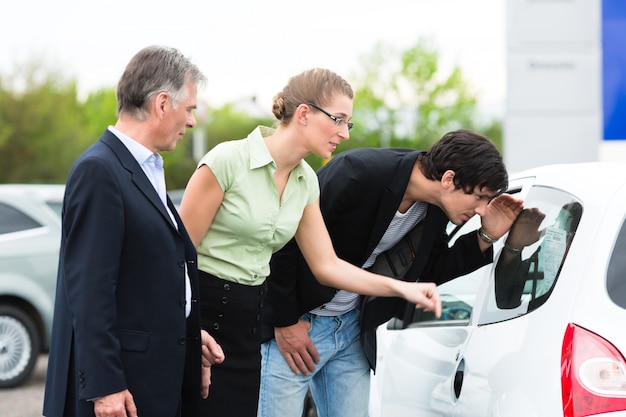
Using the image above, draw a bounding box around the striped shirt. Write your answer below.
[311,201,428,316]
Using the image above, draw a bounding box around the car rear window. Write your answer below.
[479,186,583,324]
[399,185,585,328]
[0,202,43,234]
[607,217,626,308]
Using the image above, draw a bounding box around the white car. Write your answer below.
[369,162,626,417]
[0,184,64,388]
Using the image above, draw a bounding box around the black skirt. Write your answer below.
[198,270,266,417]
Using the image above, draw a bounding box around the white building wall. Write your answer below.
[504,0,610,172]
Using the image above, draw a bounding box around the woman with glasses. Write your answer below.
[179,68,442,417]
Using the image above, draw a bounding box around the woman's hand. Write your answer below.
[397,281,442,318]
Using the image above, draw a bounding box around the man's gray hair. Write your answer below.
[116,45,207,120]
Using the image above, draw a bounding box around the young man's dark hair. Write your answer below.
[419,129,508,194]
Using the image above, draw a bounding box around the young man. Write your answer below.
[43,46,223,417]
[259,129,523,417]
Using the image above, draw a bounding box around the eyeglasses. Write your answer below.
[307,103,354,131]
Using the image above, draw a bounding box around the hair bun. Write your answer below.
[272,92,286,120]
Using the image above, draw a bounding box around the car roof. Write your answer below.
[511,161,626,193]
[0,184,65,202]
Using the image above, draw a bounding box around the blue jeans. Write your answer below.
[258,309,370,417]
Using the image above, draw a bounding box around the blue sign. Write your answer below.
[603,0,626,140]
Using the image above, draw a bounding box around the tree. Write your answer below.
[83,88,118,141]
[203,102,274,150]
[0,41,503,185]
[0,60,88,183]
[346,38,502,152]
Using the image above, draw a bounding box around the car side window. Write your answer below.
[479,186,583,324]
[607,217,626,308]
[0,202,42,234]
[45,201,63,218]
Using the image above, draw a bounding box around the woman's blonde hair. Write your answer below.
[271,68,353,125]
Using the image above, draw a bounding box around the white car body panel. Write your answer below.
[370,162,626,417]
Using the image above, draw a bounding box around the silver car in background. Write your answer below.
[0,184,64,388]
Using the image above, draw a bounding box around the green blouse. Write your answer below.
[196,126,319,286]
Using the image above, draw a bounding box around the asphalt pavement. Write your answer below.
[0,354,47,417]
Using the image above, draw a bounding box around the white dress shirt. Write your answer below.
[108,126,192,317]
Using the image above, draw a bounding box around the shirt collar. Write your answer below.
[247,125,307,180]
[248,126,275,169]
[108,125,157,166]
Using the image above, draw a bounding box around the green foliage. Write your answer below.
[0,39,502,186]
[163,138,198,191]
[0,60,87,183]
[83,88,118,140]
[347,38,501,153]
[204,103,274,150]
[0,88,13,149]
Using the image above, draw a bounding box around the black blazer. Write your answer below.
[262,148,492,354]
[43,130,202,417]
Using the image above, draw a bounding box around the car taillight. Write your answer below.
[562,323,626,417]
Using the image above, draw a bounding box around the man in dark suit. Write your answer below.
[43,45,223,417]
[259,130,523,417]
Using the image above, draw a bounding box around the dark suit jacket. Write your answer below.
[262,148,492,368]
[43,130,202,417]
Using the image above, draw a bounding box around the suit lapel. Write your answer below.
[366,151,421,258]
[100,131,177,230]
